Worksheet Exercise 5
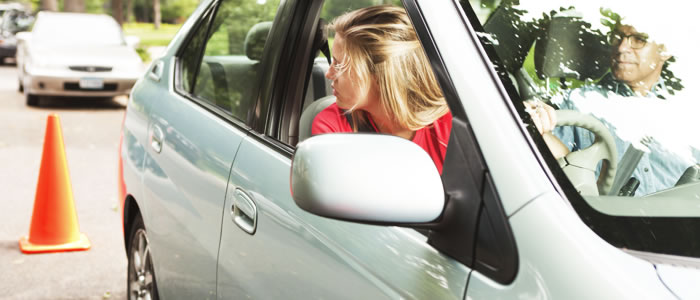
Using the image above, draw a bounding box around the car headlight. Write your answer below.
[27,57,59,70]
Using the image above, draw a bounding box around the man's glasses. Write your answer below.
[608,32,648,49]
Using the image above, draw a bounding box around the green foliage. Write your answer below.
[130,0,198,23]
[28,0,105,13]
[599,7,621,32]
[135,46,151,62]
[321,0,403,23]
[206,0,280,56]
[85,0,105,13]
[123,22,182,46]
[161,0,198,23]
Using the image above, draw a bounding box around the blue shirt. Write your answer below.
[553,74,699,196]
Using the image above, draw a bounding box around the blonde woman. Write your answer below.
[312,5,452,173]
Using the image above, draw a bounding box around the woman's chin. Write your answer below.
[336,100,351,110]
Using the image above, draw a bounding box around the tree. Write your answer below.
[64,0,85,12]
[153,0,161,29]
[112,0,123,25]
[126,0,134,22]
[40,0,58,11]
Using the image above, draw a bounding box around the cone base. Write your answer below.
[19,233,91,254]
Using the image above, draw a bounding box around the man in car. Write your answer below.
[527,22,699,196]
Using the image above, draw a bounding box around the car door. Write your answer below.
[139,1,259,298]
[216,1,473,299]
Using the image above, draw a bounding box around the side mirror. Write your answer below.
[125,35,140,48]
[291,134,445,224]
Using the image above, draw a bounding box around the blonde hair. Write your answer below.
[329,5,449,131]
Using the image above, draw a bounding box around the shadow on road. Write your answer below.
[0,239,20,253]
[31,96,127,110]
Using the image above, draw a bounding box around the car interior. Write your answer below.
[193,19,333,143]
[480,2,700,199]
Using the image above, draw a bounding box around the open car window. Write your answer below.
[461,0,700,258]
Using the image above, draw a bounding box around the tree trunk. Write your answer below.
[112,0,123,26]
[126,0,134,23]
[40,0,58,11]
[153,0,161,29]
[64,0,85,12]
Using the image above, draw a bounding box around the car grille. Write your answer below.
[64,82,118,91]
[69,66,113,72]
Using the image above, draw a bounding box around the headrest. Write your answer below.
[534,16,610,80]
[299,96,336,142]
[244,21,272,61]
[483,4,537,73]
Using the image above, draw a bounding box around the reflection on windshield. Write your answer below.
[469,0,699,197]
[464,0,700,258]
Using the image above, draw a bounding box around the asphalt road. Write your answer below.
[0,62,129,299]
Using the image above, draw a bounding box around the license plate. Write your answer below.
[79,77,104,89]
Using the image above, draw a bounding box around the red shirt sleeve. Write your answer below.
[311,103,353,135]
[427,112,452,174]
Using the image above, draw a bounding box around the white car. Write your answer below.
[16,12,143,106]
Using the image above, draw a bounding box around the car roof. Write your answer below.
[36,11,114,21]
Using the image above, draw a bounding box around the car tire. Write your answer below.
[26,93,39,107]
[18,80,23,93]
[127,216,160,300]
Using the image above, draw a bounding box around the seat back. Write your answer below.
[193,22,272,119]
[482,3,537,74]
[534,15,610,80]
[298,95,336,142]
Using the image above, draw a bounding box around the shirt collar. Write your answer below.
[600,73,669,99]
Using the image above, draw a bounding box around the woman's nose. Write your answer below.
[325,66,334,79]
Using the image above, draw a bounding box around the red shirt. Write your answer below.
[311,103,452,174]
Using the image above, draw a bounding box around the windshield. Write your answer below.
[33,15,123,46]
[461,0,700,258]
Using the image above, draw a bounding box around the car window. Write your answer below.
[461,0,700,257]
[190,0,281,121]
[179,7,214,94]
[33,15,123,46]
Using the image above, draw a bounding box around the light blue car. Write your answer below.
[119,0,700,299]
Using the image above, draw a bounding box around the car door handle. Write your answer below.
[149,124,164,153]
[232,188,257,235]
[148,60,164,82]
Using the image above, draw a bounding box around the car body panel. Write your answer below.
[218,136,470,299]
[656,264,700,299]
[139,72,246,298]
[414,0,553,217]
[466,191,674,299]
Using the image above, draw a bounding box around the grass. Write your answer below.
[123,22,183,47]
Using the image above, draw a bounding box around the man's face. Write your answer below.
[610,25,669,88]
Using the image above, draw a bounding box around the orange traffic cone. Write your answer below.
[19,114,90,254]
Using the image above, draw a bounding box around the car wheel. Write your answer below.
[18,80,23,93]
[127,216,159,300]
[26,93,39,107]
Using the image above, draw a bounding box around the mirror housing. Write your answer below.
[291,134,445,225]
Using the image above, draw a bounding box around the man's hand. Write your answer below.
[524,100,557,135]
[524,100,569,159]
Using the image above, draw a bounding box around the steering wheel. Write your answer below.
[555,110,617,195]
